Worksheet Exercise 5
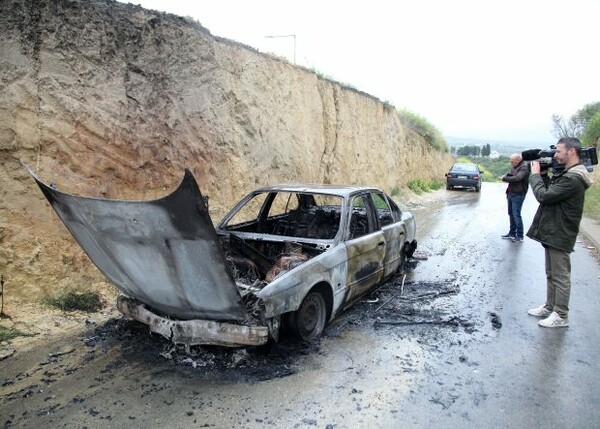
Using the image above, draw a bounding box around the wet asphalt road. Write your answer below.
[2,182,600,428]
[405,182,600,428]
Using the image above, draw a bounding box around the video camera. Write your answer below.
[521,145,598,174]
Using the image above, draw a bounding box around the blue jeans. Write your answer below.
[507,193,525,238]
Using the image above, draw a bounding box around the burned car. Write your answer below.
[29,168,417,347]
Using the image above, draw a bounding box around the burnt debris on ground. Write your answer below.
[82,318,313,383]
[1,257,494,396]
[93,259,483,376]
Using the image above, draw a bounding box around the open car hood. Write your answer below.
[29,168,248,322]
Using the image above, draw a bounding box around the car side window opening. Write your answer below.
[348,194,376,239]
[385,195,402,223]
[370,192,395,227]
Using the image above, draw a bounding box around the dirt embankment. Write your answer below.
[0,0,454,308]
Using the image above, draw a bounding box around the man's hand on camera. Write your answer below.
[530,161,541,174]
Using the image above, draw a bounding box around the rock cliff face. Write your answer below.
[0,0,453,301]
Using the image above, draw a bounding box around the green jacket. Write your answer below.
[526,163,593,252]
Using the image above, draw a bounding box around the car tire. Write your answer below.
[476,184,481,192]
[397,240,417,274]
[446,184,453,190]
[397,248,407,274]
[286,290,327,342]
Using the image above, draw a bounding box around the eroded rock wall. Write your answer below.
[0,0,453,300]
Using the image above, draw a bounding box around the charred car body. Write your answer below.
[29,168,417,347]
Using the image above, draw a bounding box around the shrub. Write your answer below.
[43,291,103,312]
[407,179,444,194]
[0,325,33,342]
[407,179,425,194]
[429,180,444,191]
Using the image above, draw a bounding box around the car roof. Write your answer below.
[249,184,381,198]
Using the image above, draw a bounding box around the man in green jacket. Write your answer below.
[526,137,593,328]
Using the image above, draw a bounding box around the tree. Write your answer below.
[481,143,491,157]
[574,102,600,126]
[551,114,578,138]
[456,145,480,156]
[582,111,600,148]
[552,101,600,141]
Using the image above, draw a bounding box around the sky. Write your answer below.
[118,0,599,144]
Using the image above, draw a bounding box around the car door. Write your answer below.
[371,192,405,277]
[344,193,386,303]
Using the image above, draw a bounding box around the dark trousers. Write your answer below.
[507,193,525,238]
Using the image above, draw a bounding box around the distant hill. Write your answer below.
[445,136,554,156]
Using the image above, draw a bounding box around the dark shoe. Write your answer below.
[511,236,524,242]
[501,233,515,239]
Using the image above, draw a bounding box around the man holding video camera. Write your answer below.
[526,137,593,328]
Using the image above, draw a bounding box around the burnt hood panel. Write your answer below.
[29,168,248,322]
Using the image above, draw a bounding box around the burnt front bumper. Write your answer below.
[117,296,269,347]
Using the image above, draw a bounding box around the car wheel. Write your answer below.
[446,184,453,190]
[476,184,481,192]
[397,248,407,274]
[397,240,417,274]
[287,290,327,342]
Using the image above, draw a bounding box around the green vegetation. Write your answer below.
[584,184,600,221]
[551,100,600,220]
[407,179,444,195]
[474,156,511,182]
[397,109,448,152]
[0,325,33,342]
[453,144,491,157]
[582,112,600,148]
[552,101,600,147]
[42,291,103,312]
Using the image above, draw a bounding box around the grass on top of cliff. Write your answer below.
[397,109,448,152]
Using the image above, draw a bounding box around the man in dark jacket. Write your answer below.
[526,137,593,328]
[500,153,530,241]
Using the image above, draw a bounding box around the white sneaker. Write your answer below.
[527,305,552,318]
[539,311,569,328]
